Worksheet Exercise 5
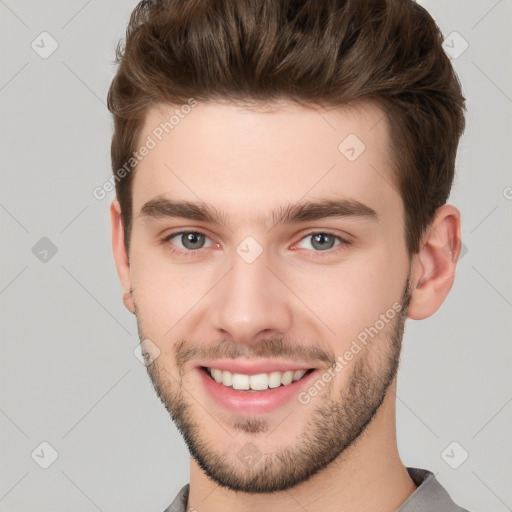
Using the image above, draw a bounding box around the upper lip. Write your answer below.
[197,359,315,375]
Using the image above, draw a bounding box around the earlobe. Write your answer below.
[110,199,136,314]
[122,289,136,315]
[407,205,462,320]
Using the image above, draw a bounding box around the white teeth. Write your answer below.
[212,368,223,383]
[281,370,293,386]
[207,367,310,391]
[293,370,306,382]
[249,373,269,391]
[232,373,250,390]
[221,370,233,387]
[268,371,282,388]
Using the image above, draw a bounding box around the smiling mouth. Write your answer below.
[201,366,315,392]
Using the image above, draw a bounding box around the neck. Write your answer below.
[187,381,416,512]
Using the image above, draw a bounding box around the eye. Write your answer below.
[164,231,215,251]
[295,232,346,252]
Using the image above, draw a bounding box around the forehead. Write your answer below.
[131,100,400,225]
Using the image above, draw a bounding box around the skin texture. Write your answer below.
[111,100,462,512]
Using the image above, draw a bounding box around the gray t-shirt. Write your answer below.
[163,467,470,512]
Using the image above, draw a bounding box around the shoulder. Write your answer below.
[162,483,190,512]
[397,467,472,512]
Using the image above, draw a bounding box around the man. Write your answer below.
[108,0,470,510]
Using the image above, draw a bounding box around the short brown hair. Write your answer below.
[107,0,465,256]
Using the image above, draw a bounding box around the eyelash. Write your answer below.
[161,230,350,258]
[161,231,215,258]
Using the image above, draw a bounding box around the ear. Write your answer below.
[110,199,136,314]
[407,204,462,320]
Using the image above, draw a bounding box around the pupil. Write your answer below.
[312,233,334,251]
[183,232,204,249]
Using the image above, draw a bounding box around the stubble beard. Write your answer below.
[138,276,412,493]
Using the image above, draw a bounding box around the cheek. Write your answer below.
[284,247,406,349]
[129,247,214,334]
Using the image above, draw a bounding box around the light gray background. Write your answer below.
[0,1,511,511]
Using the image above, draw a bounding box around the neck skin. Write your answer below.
[187,379,417,512]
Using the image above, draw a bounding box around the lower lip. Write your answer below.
[198,367,318,414]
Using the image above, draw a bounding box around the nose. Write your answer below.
[210,247,294,346]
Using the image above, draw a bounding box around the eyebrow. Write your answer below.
[138,197,378,226]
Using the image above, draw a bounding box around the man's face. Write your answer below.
[125,100,412,492]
